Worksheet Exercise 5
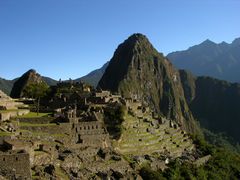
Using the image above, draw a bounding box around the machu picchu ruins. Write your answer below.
[0,80,202,179]
[1,2,240,178]
[0,34,215,180]
[1,32,238,179]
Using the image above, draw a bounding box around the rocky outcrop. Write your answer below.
[98,33,198,133]
[10,69,46,98]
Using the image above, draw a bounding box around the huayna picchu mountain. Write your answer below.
[10,69,48,98]
[98,33,199,133]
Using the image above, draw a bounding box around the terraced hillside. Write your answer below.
[0,90,30,122]
[114,101,194,157]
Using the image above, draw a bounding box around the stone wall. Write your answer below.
[72,121,110,147]
[73,121,105,135]
[0,150,31,179]
[0,109,30,121]
[21,123,71,135]
[19,117,55,124]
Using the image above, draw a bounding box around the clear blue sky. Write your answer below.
[0,0,239,80]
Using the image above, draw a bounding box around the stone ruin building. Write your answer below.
[66,103,110,148]
[0,136,31,179]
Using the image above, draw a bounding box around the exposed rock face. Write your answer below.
[98,33,198,133]
[180,70,240,142]
[10,69,46,98]
[179,70,196,104]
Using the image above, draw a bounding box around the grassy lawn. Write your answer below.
[0,109,18,113]
[0,131,13,136]
[17,112,52,118]
[55,166,69,180]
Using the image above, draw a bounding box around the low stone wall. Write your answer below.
[0,101,25,110]
[74,134,109,147]
[0,109,30,121]
[21,123,71,135]
[19,117,55,124]
[17,109,30,116]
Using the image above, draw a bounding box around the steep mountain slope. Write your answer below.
[167,38,240,82]
[0,78,16,95]
[75,62,109,87]
[98,33,198,133]
[10,69,48,98]
[42,76,58,86]
[179,70,240,143]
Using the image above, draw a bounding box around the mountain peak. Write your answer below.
[127,33,148,42]
[10,69,46,98]
[27,69,37,74]
[201,39,216,46]
[120,33,153,51]
[98,34,198,133]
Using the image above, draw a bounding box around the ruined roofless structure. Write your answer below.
[66,106,110,148]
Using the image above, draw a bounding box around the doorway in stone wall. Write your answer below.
[77,134,83,143]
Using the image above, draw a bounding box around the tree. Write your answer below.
[23,82,49,115]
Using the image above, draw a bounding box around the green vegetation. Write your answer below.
[139,135,240,180]
[104,105,126,139]
[203,129,240,153]
[0,131,13,136]
[140,165,166,180]
[0,78,15,95]
[0,109,18,113]
[180,72,240,143]
[55,166,69,180]
[23,82,49,115]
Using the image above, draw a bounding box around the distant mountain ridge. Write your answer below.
[75,62,109,87]
[167,37,240,82]
[1,37,239,93]
[0,72,57,96]
[77,37,240,86]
